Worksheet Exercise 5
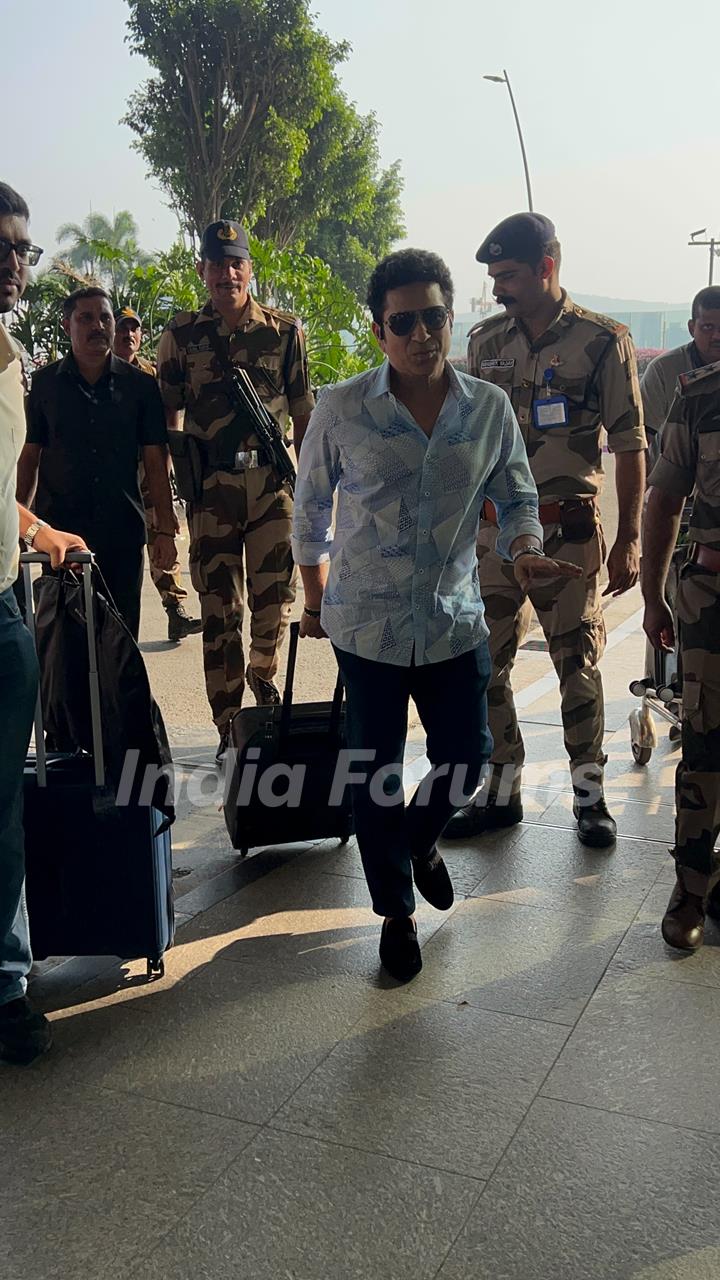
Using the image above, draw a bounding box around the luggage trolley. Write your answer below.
[628,540,686,765]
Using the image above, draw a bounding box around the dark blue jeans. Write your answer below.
[0,587,39,1005]
[333,642,493,918]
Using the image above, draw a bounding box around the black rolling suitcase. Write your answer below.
[224,621,354,856]
[21,553,174,979]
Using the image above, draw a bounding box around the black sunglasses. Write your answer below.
[0,237,43,267]
[384,305,450,337]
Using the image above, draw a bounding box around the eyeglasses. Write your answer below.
[0,238,43,267]
[384,305,450,337]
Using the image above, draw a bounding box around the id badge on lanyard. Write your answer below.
[532,366,569,429]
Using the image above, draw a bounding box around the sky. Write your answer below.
[5,0,720,311]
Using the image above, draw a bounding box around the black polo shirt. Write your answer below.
[26,353,168,548]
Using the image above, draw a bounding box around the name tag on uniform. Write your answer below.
[480,358,515,371]
[533,395,569,428]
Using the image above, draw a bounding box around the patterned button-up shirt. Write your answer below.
[467,291,646,501]
[292,360,542,665]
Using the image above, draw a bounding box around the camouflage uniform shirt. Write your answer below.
[648,359,720,550]
[467,291,646,500]
[155,298,314,447]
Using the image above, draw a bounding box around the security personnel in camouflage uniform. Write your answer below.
[445,214,647,847]
[155,221,314,756]
[643,360,720,949]
[113,307,202,642]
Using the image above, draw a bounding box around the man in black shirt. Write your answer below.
[17,287,177,639]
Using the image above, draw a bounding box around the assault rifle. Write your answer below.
[228,366,297,495]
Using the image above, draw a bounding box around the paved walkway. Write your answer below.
[5,592,720,1280]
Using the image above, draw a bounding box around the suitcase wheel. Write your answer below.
[238,846,249,859]
[146,957,165,981]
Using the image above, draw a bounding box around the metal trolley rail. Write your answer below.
[628,543,685,766]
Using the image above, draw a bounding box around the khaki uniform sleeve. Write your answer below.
[640,357,671,435]
[467,331,481,377]
[284,322,315,419]
[155,325,186,413]
[647,391,696,496]
[600,330,647,453]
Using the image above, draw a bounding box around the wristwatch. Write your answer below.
[23,519,47,549]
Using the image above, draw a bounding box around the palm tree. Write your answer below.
[56,211,152,285]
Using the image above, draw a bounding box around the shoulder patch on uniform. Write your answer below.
[252,301,297,324]
[167,309,202,330]
[468,312,510,343]
[679,359,720,394]
[570,303,628,337]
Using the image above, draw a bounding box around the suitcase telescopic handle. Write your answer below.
[20,550,105,789]
[279,620,344,745]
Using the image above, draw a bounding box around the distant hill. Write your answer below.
[573,294,688,315]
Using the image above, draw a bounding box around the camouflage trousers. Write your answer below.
[140,466,187,608]
[188,466,296,730]
[477,519,607,794]
[673,563,720,895]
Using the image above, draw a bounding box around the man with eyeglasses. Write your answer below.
[0,181,88,1064]
[641,286,720,469]
[444,213,647,851]
[293,248,581,981]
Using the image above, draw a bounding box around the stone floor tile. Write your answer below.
[437,1097,720,1280]
[130,1127,481,1280]
[542,969,720,1132]
[608,920,720,989]
[534,791,675,844]
[0,1085,256,1280]
[388,897,626,1025]
[60,956,382,1125]
[270,998,567,1180]
[469,826,666,923]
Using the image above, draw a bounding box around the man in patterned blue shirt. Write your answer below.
[292,249,581,981]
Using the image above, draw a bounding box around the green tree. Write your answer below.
[254,91,405,297]
[122,0,404,298]
[124,0,343,237]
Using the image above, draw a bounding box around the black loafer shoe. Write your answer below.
[379,918,422,982]
[412,847,454,911]
[572,795,617,848]
[443,792,523,840]
[0,997,52,1066]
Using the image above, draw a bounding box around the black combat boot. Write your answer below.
[442,790,523,840]
[662,874,706,951]
[572,791,617,848]
[246,664,281,706]
[166,603,202,642]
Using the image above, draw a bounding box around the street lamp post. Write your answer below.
[688,228,720,286]
[484,69,534,212]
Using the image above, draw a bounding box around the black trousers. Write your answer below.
[92,544,145,642]
[333,642,493,918]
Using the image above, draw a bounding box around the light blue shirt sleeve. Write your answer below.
[291,389,342,566]
[484,399,543,560]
